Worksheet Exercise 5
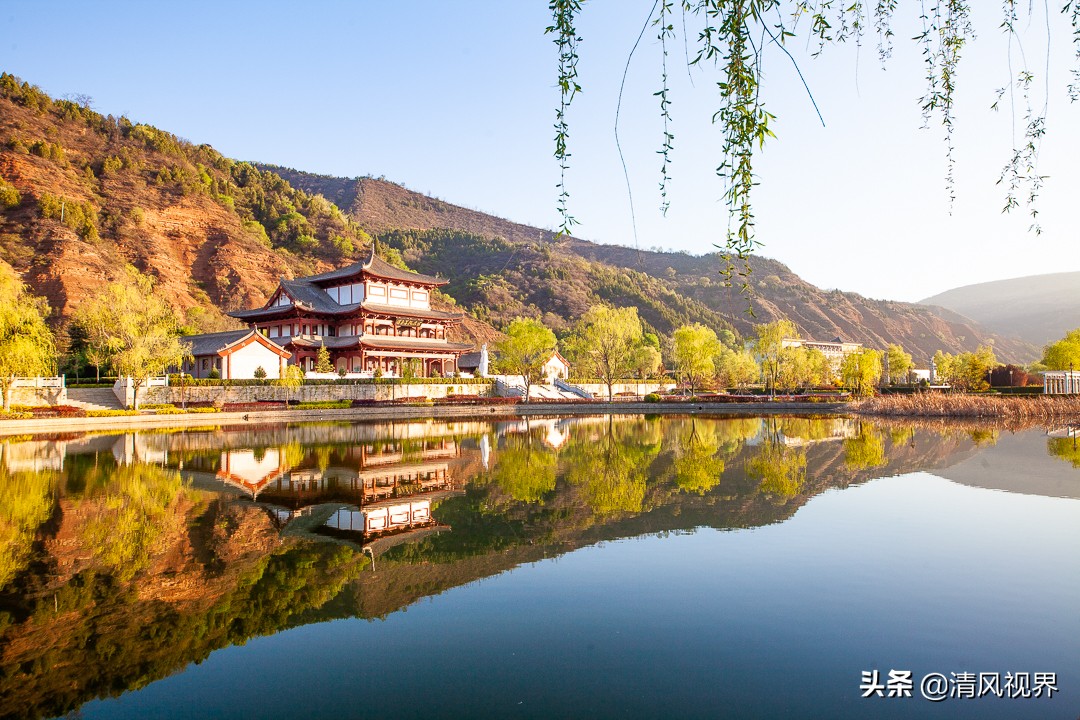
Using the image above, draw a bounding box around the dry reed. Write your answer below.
[851,393,1080,425]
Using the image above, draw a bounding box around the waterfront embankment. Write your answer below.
[0,400,850,437]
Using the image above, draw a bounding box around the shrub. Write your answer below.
[86,409,139,417]
[0,179,20,208]
[208,368,220,379]
[253,366,267,379]
[644,393,661,403]
[294,400,351,410]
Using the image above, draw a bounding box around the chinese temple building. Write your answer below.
[228,246,474,376]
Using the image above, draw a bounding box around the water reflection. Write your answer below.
[0,416,1077,719]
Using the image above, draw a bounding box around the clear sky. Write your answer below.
[3,1,1077,302]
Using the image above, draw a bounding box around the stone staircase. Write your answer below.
[67,387,126,411]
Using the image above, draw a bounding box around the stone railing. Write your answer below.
[8,376,67,406]
[554,378,593,399]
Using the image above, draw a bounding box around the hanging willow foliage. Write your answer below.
[547,0,1080,281]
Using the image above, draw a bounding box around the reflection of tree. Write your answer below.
[671,420,725,495]
[747,441,807,498]
[1047,436,1080,468]
[0,468,56,590]
[78,464,185,581]
[490,434,557,503]
[563,418,660,514]
[778,418,842,443]
[0,540,364,720]
[843,426,887,470]
[968,429,1000,448]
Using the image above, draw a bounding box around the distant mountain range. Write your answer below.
[0,71,1037,363]
[920,272,1080,351]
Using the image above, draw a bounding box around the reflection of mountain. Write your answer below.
[0,418,1068,718]
[934,429,1080,499]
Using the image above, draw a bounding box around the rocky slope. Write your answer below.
[272,167,1037,363]
[0,71,1035,362]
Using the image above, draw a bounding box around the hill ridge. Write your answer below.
[0,71,1037,364]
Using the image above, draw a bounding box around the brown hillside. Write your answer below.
[0,70,1033,364]
[268,167,1035,363]
[0,78,498,351]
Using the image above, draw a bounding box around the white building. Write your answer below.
[181,329,292,379]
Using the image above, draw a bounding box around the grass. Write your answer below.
[852,393,1080,423]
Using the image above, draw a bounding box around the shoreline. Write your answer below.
[0,401,851,437]
[4,394,1078,438]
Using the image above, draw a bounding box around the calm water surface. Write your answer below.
[0,416,1077,719]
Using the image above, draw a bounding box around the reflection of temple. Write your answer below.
[207,438,463,548]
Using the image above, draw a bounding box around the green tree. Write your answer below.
[932,350,955,385]
[943,345,997,391]
[885,344,914,384]
[75,268,191,409]
[0,265,56,411]
[565,305,645,400]
[776,346,811,391]
[276,364,304,404]
[630,344,662,382]
[672,323,720,395]
[1042,329,1080,370]
[315,344,333,373]
[840,348,883,397]
[495,318,557,402]
[714,346,759,389]
[753,319,797,395]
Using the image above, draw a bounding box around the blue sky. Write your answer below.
[3,1,1078,301]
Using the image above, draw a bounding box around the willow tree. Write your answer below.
[565,304,645,400]
[495,318,557,402]
[840,347,884,396]
[672,323,720,394]
[547,2,1077,271]
[753,318,796,395]
[0,265,56,412]
[75,267,190,409]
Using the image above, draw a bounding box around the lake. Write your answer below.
[0,415,1077,719]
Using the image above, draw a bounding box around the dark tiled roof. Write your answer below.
[229,306,295,321]
[281,279,363,315]
[181,330,289,357]
[360,337,473,353]
[298,252,444,287]
[183,330,252,356]
[458,351,482,369]
[362,254,445,286]
[301,261,366,284]
[360,301,463,321]
[288,336,362,350]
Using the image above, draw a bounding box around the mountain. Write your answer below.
[263,166,1039,363]
[0,71,1036,364]
[920,272,1080,350]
